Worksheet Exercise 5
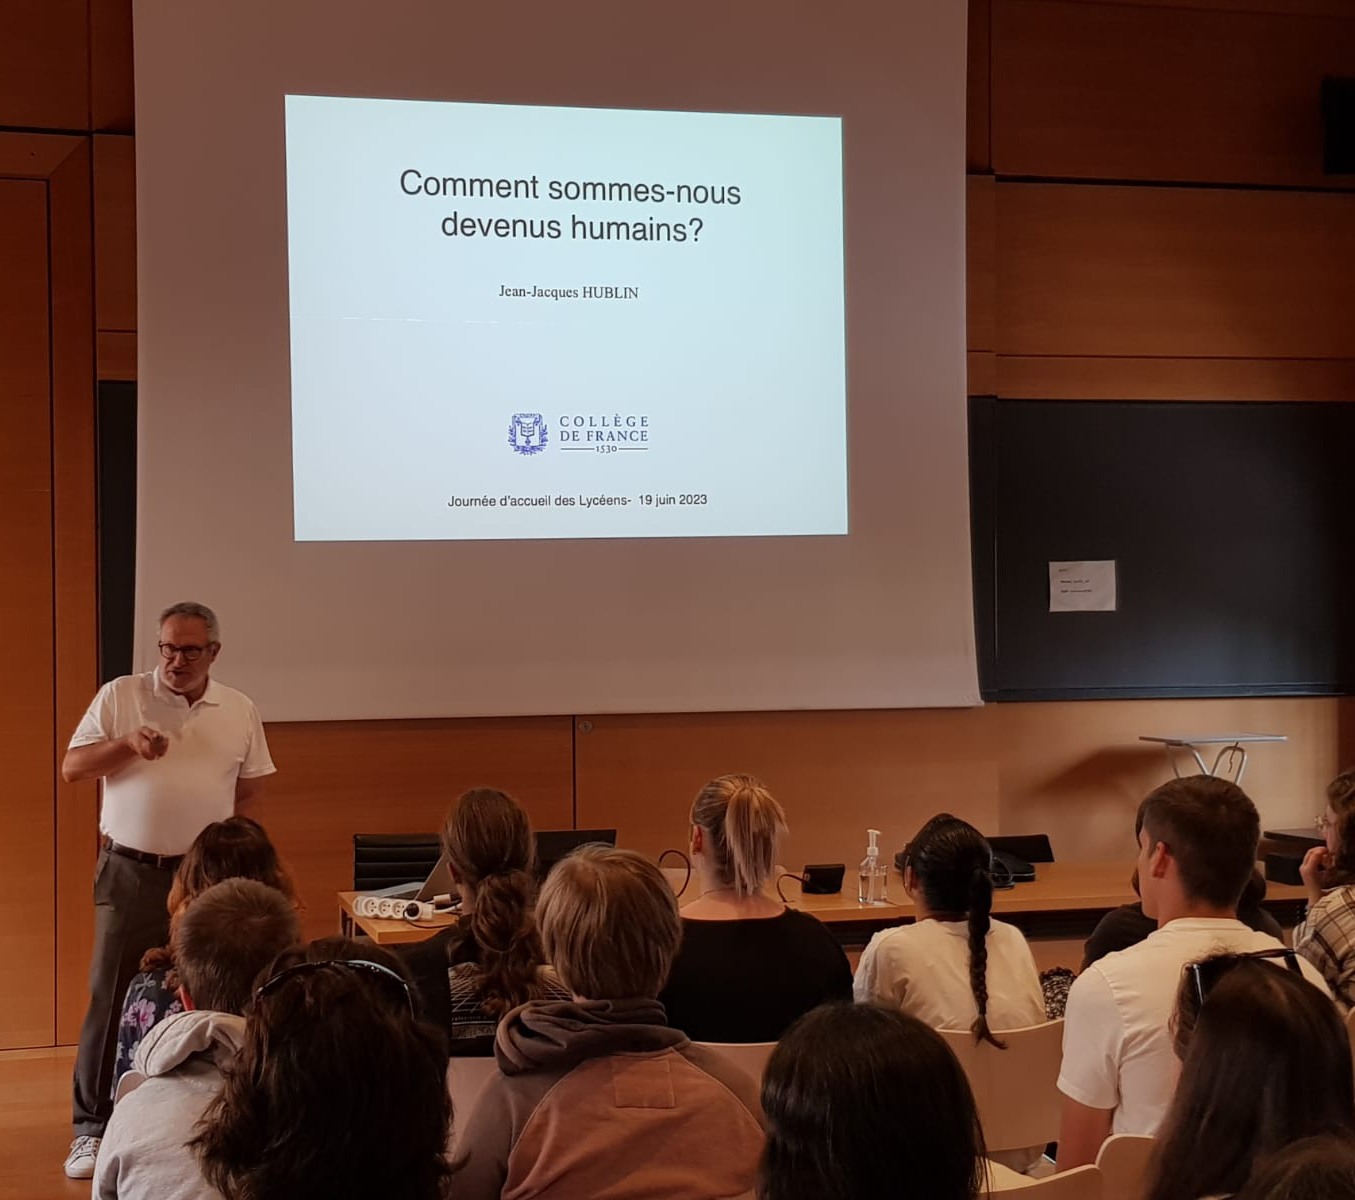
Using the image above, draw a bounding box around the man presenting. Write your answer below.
[61,602,275,1179]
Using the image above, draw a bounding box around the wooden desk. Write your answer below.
[341,864,1307,947]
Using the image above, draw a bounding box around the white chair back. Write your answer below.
[1095,1134,1154,1200]
[940,1020,1064,1153]
[446,1055,499,1143]
[986,1164,1102,1199]
[692,1041,777,1086]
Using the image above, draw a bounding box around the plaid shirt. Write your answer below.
[1295,885,1355,1012]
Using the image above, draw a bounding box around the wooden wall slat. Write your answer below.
[967,0,991,172]
[992,0,1355,188]
[90,0,135,132]
[97,331,137,381]
[0,177,57,1049]
[967,174,996,355]
[1066,0,1350,15]
[0,1,90,131]
[94,135,136,332]
[996,355,1355,401]
[46,139,99,1044]
[260,718,575,941]
[995,183,1355,359]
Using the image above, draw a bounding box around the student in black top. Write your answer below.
[397,788,567,1055]
[659,774,852,1043]
[1082,867,1283,970]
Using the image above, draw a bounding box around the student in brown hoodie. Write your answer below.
[452,845,765,1200]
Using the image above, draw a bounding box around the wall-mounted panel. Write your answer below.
[0,1,89,130]
[261,718,575,940]
[995,183,1355,359]
[992,0,1355,187]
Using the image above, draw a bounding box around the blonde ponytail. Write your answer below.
[692,774,787,897]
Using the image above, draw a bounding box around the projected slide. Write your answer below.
[285,95,846,541]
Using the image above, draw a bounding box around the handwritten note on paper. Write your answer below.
[1049,560,1117,613]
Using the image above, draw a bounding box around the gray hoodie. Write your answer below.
[93,1008,244,1200]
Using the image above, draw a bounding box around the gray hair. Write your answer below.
[158,601,221,643]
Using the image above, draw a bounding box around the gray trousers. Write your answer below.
[72,848,173,1136]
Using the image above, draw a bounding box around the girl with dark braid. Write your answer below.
[854,814,1046,1168]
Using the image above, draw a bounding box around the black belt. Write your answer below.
[101,836,183,870]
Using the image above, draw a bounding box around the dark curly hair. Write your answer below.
[191,938,451,1200]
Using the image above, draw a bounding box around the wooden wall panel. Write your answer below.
[0,178,57,1049]
[0,1,89,131]
[995,183,1355,360]
[967,174,996,355]
[992,1,1355,187]
[94,135,136,332]
[575,709,1002,883]
[576,699,1347,882]
[261,718,575,940]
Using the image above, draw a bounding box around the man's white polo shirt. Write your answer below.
[1058,916,1332,1136]
[69,669,275,856]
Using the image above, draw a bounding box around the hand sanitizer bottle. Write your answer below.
[859,828,887,904]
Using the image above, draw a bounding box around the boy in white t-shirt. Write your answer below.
[1056,775,1332,1169]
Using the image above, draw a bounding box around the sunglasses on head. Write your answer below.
[1189,947,1303,1008]
[254,958,415,1016]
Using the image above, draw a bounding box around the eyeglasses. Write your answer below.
[254,958,415,1015]
[158,642,214,662]
[1315,814,1336,832]
[1190,947,1303,1008]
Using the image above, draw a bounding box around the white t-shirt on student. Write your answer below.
[853,918,1047,1032]
[69,669,275,856]
[1058,916,1332,1136]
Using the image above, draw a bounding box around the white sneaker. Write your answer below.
[64,1135,100,1179]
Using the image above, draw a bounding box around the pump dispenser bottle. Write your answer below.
[858,827,888,904]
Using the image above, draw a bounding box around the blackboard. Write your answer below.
[97,381,137,683]
[969,397,1355,700]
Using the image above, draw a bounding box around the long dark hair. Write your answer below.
[1238,1135,1355,1200]
[443,787,550,1017]
[192,938,450,1200]
[144,816,297,973]
[759,1004,986,1200]
[1144,957,1354,1200]
[906,813,1003,1048]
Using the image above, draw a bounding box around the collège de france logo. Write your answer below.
[508,412,549,455]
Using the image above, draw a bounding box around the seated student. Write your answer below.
[192,937,451,1200]
[113,815,297,1090]
[93,879,299,1200]
[854,813,1045,1037]
[658,774,852,1042]
[1238,1135,1355,1200]
[855,814,1045,1171]
[397,787,568,1053]
[1295,768,1355,1010]
[453,845,764,1200]
[1142,952,1353,1200]
[759,1003,986,1200]
[1082,866,1282,970]
[1057,776,1332,1169]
